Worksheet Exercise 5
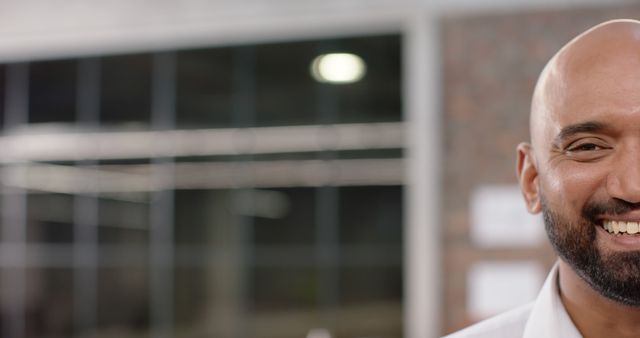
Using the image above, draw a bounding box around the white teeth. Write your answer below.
[603,220,640,235]
[619,222,627,233]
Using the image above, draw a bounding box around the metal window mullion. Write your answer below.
[73,57,101,336]
[314,53,340,332]
[403,14,442,338]
[1,62,29,338]
[231,46,256,338]
[315,185,340,318]
[150,51,176,338]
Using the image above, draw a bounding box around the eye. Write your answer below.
[563,138,610,161]
[567,143,602,152]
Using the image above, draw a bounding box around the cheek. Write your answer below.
[541,162,608,213]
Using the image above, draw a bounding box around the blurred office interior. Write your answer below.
[0,1,637,337]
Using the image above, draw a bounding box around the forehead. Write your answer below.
[531,22,640,148]
[547,49,640,132]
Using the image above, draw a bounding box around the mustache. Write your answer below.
[583,199,640,222]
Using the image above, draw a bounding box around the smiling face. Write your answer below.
[518,20,640,305]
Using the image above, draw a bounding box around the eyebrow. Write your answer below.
[553,121,611,144]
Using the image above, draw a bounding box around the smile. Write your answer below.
[603,220,640,235]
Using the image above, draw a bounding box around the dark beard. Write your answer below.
[542,197,640,306]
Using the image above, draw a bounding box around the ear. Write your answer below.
[516,143,541,214]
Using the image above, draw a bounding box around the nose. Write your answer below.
[607,151,640,203]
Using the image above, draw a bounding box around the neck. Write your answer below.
[558,260,640,338]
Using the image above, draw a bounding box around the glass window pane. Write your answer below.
[29,60,76,124]
[336,148,403,160]
[100,54,151,126]
[173,266,238,337]
[176,48,233,129]
[25,268,74,338]
[254,35,402,127]
[27,193,74,243]
[98,197,148,245]
[174,190,234,246]
[96,267,149,337]
[339,186,403,245]
[339,266,402,304]
[251,266,317,309]
[255,41,318,127]
[0,32,403,338]
[173,266,207,326]
[0,65,5,127]
[252,188,315,245]
[336,266,402,337]
[333,35,402,124]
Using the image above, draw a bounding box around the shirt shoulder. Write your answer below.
[441,303,533,338]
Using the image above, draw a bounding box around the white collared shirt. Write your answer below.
[443,262,582,338]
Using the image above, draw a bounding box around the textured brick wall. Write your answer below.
[441,4,640,335]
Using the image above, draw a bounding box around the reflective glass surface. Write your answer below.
[0,34,402,338]
[24,268,74,338]
[97,197,149,245]
[0,65,6,127]
[252,188,316,245]
[100,54,151,126]
[96,267,149,337]
[29,60,76,124]
[26,193,74,243]
[339,186,403,245]
[176,48,234,129]
[174,189,234,246]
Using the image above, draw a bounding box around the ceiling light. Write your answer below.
[310,53,366,84]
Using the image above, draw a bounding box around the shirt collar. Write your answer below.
[522,261,582,338]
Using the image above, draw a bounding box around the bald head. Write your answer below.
[530,19,640,151]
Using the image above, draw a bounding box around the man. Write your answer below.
[445,19,640,338]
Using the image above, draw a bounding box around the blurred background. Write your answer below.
[0,1,637,337]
